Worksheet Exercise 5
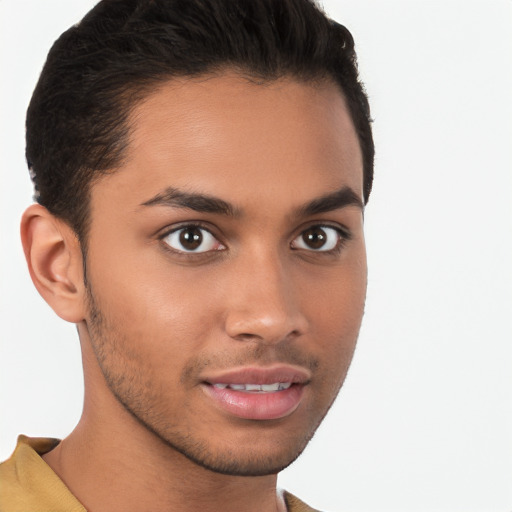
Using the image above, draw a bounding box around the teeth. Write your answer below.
[212,383,292,392]
[261,383,280,392]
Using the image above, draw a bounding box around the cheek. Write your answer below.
[301,254,367,334]
[86,247,223,372]
[298,254,366,374]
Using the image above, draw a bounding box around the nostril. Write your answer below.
[233,332,264,342]
[229,326,304,345]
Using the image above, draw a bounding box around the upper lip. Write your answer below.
[202,365,311,385]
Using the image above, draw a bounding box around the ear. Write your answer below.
[21,204,86,323]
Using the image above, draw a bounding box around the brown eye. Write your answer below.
[291,226,341,252]
[163,226,224,253]
[302,227,328,249]
[179,227,203,250]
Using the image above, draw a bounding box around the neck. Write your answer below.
[42,338,286,512]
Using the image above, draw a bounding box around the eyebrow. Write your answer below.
[140,187,239,217]
[296,186,364,217]
[140,185,363,217]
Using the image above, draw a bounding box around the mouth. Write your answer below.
[210,382,292,392]
[201,365,309,420]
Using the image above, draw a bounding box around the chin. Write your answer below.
[147,415,318,477]
[167,438,308,477]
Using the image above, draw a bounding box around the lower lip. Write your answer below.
[202,384,305,420]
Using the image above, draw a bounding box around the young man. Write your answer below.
[0,0,374,510]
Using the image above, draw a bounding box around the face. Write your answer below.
[82,73,367,476]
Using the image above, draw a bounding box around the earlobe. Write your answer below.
[21,204,86,323]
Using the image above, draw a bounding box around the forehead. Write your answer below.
[93,73,363,213]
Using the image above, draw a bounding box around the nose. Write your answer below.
[223,251,309,344]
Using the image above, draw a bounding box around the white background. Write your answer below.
[1,1,511,511]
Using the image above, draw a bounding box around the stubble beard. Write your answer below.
[84,283,350,477]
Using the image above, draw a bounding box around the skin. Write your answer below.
[22,73,367,512]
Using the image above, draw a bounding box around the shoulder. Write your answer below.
[284,490,323,512]
[0,435,85,512]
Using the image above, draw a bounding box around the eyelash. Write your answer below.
[291,224,351,255]
[159,222,225,258]
[158,223,351,258]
